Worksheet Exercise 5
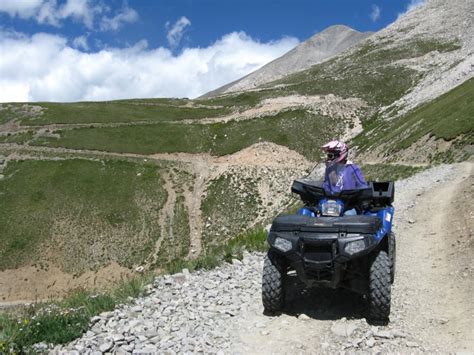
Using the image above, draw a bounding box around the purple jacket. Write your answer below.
[323,163,368,194]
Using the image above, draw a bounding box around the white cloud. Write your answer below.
[0,0,104,28]
[57,0,103,29]
[0,0,136,30]
[72,35,89,51]
[370,5,381,22]
[0,30,299,102]
[166,16,191,48]
[100,5,139,31]
[0,0,44,18]
[398,0,426,18]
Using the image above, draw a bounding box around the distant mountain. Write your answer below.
[202,25,372,97]
[200,0,473,164]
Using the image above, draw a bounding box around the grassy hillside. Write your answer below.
[201,172,262,248]
[0,159,167,272]
[0,99,230,125]
[31,110,339,160]
[262,38,460,106]
[353,78,474,163]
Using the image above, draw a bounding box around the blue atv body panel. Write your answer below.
[268,180,396,292]
[365,206,395,241]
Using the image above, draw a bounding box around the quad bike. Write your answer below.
[262,177,396,322]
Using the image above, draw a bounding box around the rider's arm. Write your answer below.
[351,164,368,188]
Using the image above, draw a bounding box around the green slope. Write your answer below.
[260,37,460,108]
[4,99,230,125]
[32,110,341,160]
[0,159,167,272]
[353,78,474,162]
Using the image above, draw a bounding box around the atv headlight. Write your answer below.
[274,237,292,252]
[321,199,343,217]
[344,239,366,255]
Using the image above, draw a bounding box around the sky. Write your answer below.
[0,0,426,102]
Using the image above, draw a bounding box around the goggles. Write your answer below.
[326,152,340,160]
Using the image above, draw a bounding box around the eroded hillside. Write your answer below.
[0,140,312,301]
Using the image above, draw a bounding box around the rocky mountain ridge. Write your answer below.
[364,0,474,118]
[203,25,372,97]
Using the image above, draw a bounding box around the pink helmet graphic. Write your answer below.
[321,140,349,164]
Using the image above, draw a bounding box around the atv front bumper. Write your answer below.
[267,215,383,288]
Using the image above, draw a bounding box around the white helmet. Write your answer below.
[321,140,349,165]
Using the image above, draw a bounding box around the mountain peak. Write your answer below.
[202,25,372,97]
[318,24,358,33]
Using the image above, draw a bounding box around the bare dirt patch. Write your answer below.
[0,262,132,304]
[193,95,366,125]
[213,142,312,168]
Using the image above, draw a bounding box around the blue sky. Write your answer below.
[0,0,424,102]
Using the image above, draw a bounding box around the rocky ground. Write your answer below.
[46,161,473,354]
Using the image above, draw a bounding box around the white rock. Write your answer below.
[231,258,243,265]
[298,313,310,320]
[130,305,143,312]
[120,344,134,352]
[392,329,407,338]
[74,344,85,351]
[99,342,113,352]
[112,333,125,342]
[321,342,330,349]
[366,337,376,348]
[406,341,419,348]
[331,322,358,337]
[374,330,393,339]
[99,312,113,319]
[32,342,48,351]
[173,273,187,284]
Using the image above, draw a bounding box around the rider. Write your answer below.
[321,140,367,194]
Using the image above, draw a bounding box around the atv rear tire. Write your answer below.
[389,232,396,283]
[368,250,391,322]
[262,251,285,312]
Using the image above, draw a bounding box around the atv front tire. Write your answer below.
[368,250,391,322]
[262,251,285,312]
